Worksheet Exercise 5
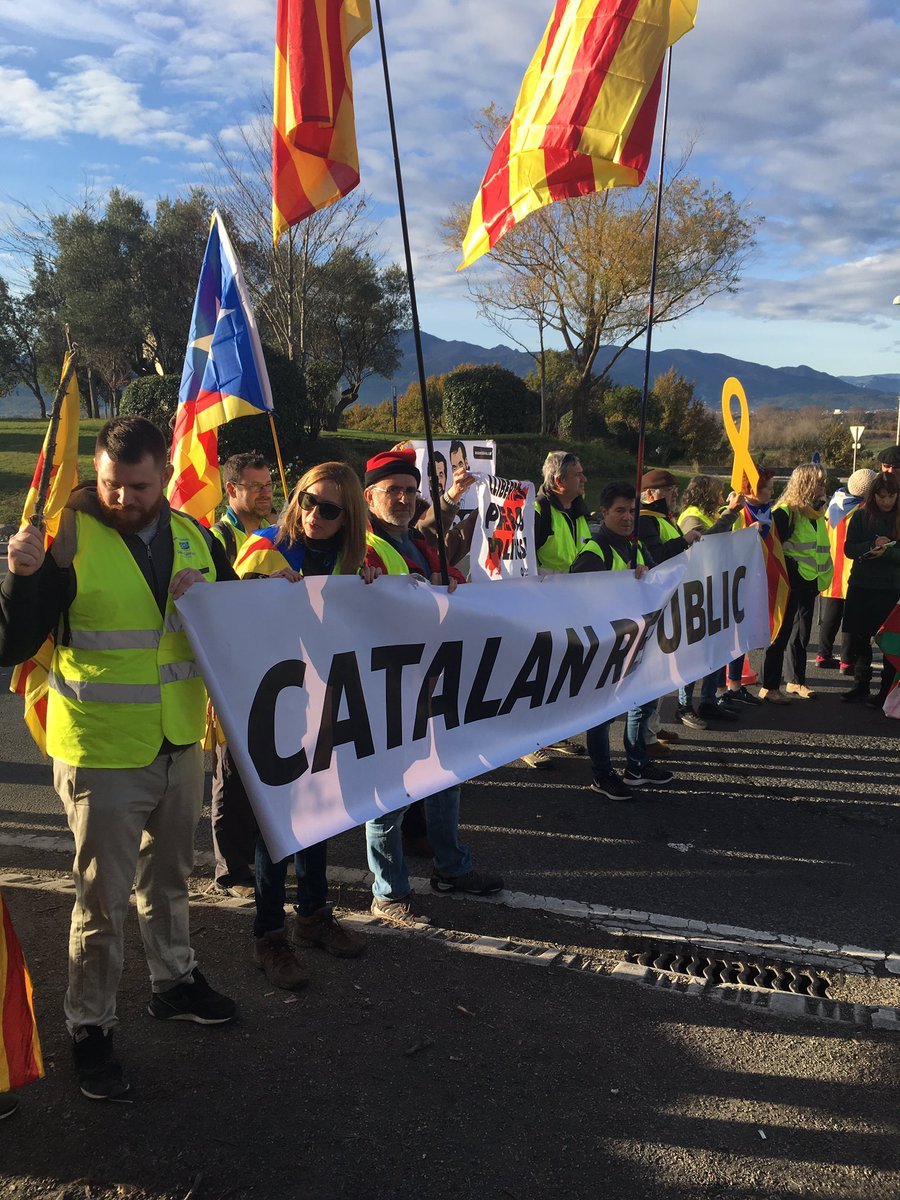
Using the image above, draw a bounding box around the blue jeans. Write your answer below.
[586,699,657,777]
[365,786,472,900]
[254,836,329,937]
[727,655,745,683]
[678,669,722,708]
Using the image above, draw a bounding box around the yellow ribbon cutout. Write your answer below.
[721,377,759,496]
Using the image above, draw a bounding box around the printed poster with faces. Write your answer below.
[398,439,497,511]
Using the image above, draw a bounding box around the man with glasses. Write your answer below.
[209,453,275,897]
[211,452,275,566]
[362,449,503,925]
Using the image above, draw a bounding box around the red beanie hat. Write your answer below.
[364,448,421,488]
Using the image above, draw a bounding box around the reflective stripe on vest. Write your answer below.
[365,530,412,576]
[642,509,682,543]
[577,539,646,571]
[677,505,714,532]
[47,512,216,768]
[777,506,834,589]
[536,503,592,572]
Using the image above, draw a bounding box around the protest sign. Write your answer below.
[178,529,768,860]
[397,438,496,509]
[469,476,538,581]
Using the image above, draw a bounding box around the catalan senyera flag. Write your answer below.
[9,352,81,754]
[821,492,862,601]
[272,0,372,244]
[167,212,273,526]
[460,0,698,269]
[0,891,44,1093]
[735,505,789,642]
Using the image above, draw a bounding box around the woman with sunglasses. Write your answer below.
[232,462,374,989]
[841,472,900,706]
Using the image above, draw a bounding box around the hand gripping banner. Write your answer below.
[178,529,768,860]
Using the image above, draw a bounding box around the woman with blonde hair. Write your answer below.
[232,462,375,990]
[760,463,832,703]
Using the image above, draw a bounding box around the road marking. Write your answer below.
[2,829,897,976]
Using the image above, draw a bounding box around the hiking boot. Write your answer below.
[550,738,587,757]
[785,682,816,699]
[148,968,237,1023]
[430,869,504,895]
[726,685,762,706]
[655,727,680,744]
[72,1026,131,1102]
[589,771,634,800]
[646,741,669,759]
[676,706,707,729]
[842,683,870,703]
[0,1094,19,1120]
[253,934,309,989]
[292,905,366,959]
[520,748,553,769]
[697,700,739,722]
[213,880,255,900]
[816,655,838,669]
[370,896,431,926]
[759,687,791,705]
[624,763,675,786]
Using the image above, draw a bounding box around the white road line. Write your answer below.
[2,829,896,976]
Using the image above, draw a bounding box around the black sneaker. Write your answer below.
[624,763,675,786]
[430,869,504,895]
[72,1026,131,1102]
[841,684,870,703]
[148,969,236,1024]
[0,1094,20,1120]
[676,705,707,729]
[589,771,634,800]
[550,738,587,757]
[697,701,739,722]
[726,686,762,707]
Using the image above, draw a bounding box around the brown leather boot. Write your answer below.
[252,934,308,990]
[292,905,366,959]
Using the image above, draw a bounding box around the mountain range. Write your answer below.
[356,331,900,411]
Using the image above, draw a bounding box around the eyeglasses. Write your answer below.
[370,485,419,501]
[236,480,273,493]
[298,491,344,521]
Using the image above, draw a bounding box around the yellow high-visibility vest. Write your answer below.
[677,505,714,532]
[776,505,833,591]
[365,530,411,575]
[535,502,591,572]
[576,539,646,571]
[47,512,216,768]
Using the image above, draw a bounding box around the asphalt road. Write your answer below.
[1,645,899,1199]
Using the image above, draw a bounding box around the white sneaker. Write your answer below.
[785,682,816,699]
[758,687,792,705]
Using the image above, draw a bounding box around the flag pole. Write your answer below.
[372,0,450,586]
[632,47,673,567]
[31,342,78,532]
[268,412,290,500]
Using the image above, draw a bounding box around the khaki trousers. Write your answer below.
[53,744,203,1034]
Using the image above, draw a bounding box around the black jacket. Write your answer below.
[570,524,655,573]
[638,496,689,563]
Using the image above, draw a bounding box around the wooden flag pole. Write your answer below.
[632,46,673,567]
[268,411,290,501]
[31,340,78,531]
[372,0,450,586]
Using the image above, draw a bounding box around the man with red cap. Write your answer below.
[362,449,503,925]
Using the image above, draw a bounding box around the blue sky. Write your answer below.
[2,0,900,380]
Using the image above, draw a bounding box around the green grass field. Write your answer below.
[0,418,643,528]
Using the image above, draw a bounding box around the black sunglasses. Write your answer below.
[298,491,344,521]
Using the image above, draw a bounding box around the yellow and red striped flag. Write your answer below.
[9,352,81,753]
[272,0,372,244]
[735,504,789,642]
[0,891,44,1092]
[460,0,698,269]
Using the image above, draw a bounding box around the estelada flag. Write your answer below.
[9,352,81,753]
[735,505,789,642]
[460,0,698,269]
[875,602,900,674]
[0,891,44,1092]
[272,0,372,243]
[167,212,273,526]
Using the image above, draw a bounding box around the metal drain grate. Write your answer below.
[623,947,831,997]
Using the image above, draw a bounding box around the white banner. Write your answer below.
[178,529,768,860]
[469,476,538,582]
[401,438,496,509]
